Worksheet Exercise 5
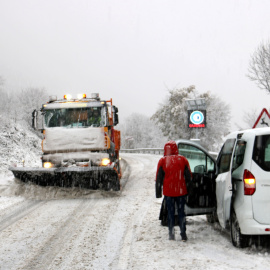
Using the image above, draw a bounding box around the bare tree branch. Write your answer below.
[247,41,270,93]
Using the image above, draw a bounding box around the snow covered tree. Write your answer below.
[151,86,231,152]
[119,113,167,149]
[0,78,48,127]
[0,76,7,111]
[16,88,48,127]
[0,77,13,125]
[248,41,270,93]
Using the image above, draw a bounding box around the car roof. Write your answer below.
[226,127,270,140]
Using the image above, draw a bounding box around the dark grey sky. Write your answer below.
[1,0,270,129]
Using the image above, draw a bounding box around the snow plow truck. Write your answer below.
[9,93,122,191]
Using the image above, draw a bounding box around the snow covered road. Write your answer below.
[0,154,270,270]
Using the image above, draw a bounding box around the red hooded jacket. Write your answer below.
[156,141,192,197]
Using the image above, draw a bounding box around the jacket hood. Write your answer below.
[164,141,179,156]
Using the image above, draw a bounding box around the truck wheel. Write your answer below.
[113,180,120,191]
[104,180,112,191]
[111,174,120,191]
[104,173,120,191]
[230,210,249,248]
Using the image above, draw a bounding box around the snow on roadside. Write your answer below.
[0,121,41,176]
[131,208,270,270]
[0,121,41,196]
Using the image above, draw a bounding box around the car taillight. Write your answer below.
[243,169,256,195]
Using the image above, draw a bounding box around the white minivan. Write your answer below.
[216,127,270,247]
[157,128,270,247]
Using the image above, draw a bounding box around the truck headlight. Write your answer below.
[101,158,110,166]
[43,162,53,168]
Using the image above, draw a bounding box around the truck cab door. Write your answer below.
[215,138,236,229]
[178,142,217,215]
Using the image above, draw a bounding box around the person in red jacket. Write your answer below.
[156,141,192,241]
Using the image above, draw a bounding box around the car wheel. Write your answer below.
[230,210,249,248]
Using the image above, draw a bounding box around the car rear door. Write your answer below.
[215,138,236,229]
[251,134,270,224]
[177,142,217,215]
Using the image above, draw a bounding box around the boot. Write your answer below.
[181,233,188,242]
[169,229,175,240]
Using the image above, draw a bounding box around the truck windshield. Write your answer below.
[44,107,104,128]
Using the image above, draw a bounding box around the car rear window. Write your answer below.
[253,135,270,171]
[217,138,235,174]
[232,140,246,171]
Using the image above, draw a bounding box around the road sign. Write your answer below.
[185,98,206,129]
[188,110,206,128]
[253,108,270,128]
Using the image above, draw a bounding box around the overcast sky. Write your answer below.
[1,0,270,129]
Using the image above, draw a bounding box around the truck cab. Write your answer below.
[39,93,120,170]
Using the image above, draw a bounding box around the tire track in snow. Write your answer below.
[0,200,44,232]
[0,154,159,270]
[19,199,98,270]
[105,154,160,269]
[50,198,122,270]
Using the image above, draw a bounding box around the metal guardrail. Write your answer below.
[120,148,218,159]
[120,148,164,155]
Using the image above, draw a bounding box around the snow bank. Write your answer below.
[0,121,42,177]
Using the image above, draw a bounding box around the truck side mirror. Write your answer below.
[112,106,119,126]
[32,109,43,131]
[32,110,38,130]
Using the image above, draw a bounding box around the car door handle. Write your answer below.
[232,177,242,182]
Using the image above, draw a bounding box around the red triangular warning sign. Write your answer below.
[253,108,270,128]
